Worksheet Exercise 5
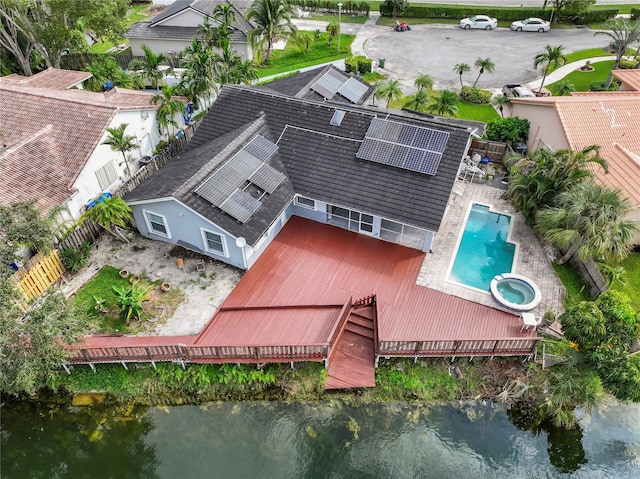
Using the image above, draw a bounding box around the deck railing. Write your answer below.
[378,337,540,358]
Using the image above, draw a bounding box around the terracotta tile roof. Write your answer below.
[0,82,159,213]
[0,67,92,90]
[513,92,640,208]
[613,69,640,92]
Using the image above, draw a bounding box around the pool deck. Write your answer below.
[417,180,565,318]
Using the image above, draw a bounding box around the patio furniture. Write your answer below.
[520,312,542,332]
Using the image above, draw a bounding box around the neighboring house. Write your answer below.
[511,70,640,233]
[0,68,185,221]
[125,84,482,270]
[264,64,376,106]
[126,0,254,61]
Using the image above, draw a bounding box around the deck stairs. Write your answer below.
[324,296,377,390]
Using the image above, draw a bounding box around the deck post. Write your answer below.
[121,361,128,370]
[151,360,157,370]
[290,361,294,369]
[374,355,380,368]
[88,362,96,372]
[323,358,328,369]
[62,364,71,375]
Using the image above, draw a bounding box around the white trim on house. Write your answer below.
[295,195,316,210]
[200,228,228,258]
[143,209,172,238]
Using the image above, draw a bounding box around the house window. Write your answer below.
[95,160,118,190]
[144,211,170,238]
[201,230,226,256]
[295,196,315,210]
[380,219,426,248]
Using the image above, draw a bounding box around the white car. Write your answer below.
[510,18,551,33]
[459,15,498,30]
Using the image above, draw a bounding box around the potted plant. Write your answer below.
[160,281,171,292]
[119,269,129,278]
[129,274,140,284]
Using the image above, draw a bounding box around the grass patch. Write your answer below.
[609,252,640,311]
[73,265,184,334]
[456,100,499,122]
[88,3,153,54]
[552,262,592,306]
[546,60,613,94]
[257,33,355,77]
[362,71,386,82]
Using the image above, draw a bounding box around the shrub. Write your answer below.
[357,57,372,74]
[379,4,551,22]
[619,58,639,69]
[459,86,492,104]
[485,117,530,144]
[631,7,639,21]
[345,55,372,74]
[589,80,620,91]
[60,242,92,273]
[572,8,619,24]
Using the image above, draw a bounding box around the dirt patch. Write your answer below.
[62,232,242,336]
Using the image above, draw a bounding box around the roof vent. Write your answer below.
[330,110,345,126]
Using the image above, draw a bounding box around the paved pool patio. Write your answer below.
[417,179,565,318]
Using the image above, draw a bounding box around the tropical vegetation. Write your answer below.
[471,57,495,88]
[101,123,138,180]
[247,0,298,63]
[594,18,640,89]
[533,45,566,93]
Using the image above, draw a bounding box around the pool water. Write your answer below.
[449,203,516,291]
[497,280,534,304]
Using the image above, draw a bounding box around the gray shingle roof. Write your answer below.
[130,85,475,237]
[125,116,295,245]
[262,65,375,105]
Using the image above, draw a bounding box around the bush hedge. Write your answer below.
[345,55,372,74]
[289,0,370,16]
[459,86,492,104]
[486,117,530,144]
[619,58,640,69]
[589,80,620,91]
[379,5,551,21]
[631,8,639,21]
[571,9,619,24]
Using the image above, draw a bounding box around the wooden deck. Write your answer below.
[65,217,539,388]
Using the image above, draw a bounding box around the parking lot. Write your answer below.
[364,24,611,91]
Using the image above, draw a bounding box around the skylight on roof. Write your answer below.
[330,110,345,126]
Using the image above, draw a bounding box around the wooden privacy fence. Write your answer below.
[11,249,65,301]
[470,139,508,164]
[378,337,540,359]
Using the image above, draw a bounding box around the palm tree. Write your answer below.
[453,63,471,88]
[556,80,575,96]
[129,45,172,91]
[595,18,640,89]
[375,79,402,111]
[326,21,339,45]
[292,31,313,52]
[492,94,511,117]
[84,196,133,242]
[231,59,259,85]
[533,45,566,94]
[414,73,434,94]
[178,37,218,109]
[428,90,459,117]
[246,0,298,63]
[101,123,137,180]
[403,90,430,112]
[151,84,187,138]
[507,145,608,224]
[537,181,638,264]
[213,3,237,26]
[472,57,495,88]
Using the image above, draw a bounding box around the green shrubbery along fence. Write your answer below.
[345,55,372,74]
[631,8,639,21]
[459,86,492,105]
[290,0,370,16]
[569,9,619,24]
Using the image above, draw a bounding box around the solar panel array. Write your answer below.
[194,135,285,223]
[310,69,369,104]
[355,118,450,176]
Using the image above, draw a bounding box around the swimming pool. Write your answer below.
[449,203,516,291]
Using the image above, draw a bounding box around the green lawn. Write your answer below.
[89,3,154,53]
[546,60,614,94]
[257,33,355,77]
[552,262,592,306]
[609,252,640,311]
[456,100,499,122]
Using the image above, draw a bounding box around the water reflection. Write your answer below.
[2,400,639,478]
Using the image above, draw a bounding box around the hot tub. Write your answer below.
[490,273,541,312]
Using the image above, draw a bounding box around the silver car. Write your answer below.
[510,18,551,33]
[459,15,498,30]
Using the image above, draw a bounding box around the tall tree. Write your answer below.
[84,196,132,242]
[536,181,638,264]
[326,21,339,46]
[178,37,218,109]
[428,90,459,117]
[403,90,430,112]
[213,3,237,27]
[0,0,36,75]
[375,79,403,111]
[129,45,172,91]
[533,44,566,93]
[453,63,471,88]
[382,0,408,18]
[595,18,640,89]
[507,145,607,223]
[414,73,434,94]
[151,84,187,137]
[246,0,298,63]
[101,123,138,180]
[472,57,495,88]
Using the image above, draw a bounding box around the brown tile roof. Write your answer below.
[0,82,159,213]
[613,69,640,92]
[512,92,640,208]
[0,67,91,90]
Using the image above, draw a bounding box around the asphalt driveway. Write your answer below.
[364,24,611,91]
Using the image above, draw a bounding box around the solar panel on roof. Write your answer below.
[249,164,286,193]
[244,134,279,161]
[310,69,348,99]
[338,77,369,103]
[220,189,262,223]
[356,118,450,176]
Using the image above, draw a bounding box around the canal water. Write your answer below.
[2,400,639,478]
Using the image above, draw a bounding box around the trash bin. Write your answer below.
[513,142,528,156]
[378,58,385,68]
